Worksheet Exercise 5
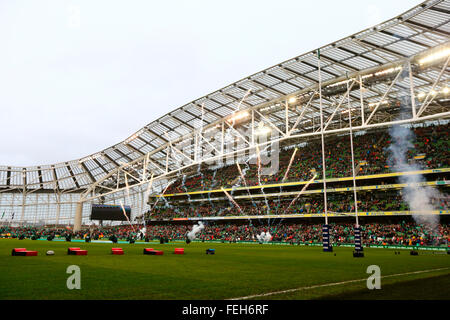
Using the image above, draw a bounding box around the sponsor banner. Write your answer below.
[189,239,448,251]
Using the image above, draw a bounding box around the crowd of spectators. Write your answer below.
[147,191,449,219]
[165,123,449,194]
[2,125,447,249]
[0,225,137,241]
[1,221,449,247]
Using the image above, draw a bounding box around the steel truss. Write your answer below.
[0,0,449,229]
[73,46,450,230]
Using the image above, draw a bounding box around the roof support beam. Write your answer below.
[66,164,80,189]
[80,162,96,183]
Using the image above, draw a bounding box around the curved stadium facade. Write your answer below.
[0,0,449,231]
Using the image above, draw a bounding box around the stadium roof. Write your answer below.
[1,0,449,192]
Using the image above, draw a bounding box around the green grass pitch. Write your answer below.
[0,239,449,300]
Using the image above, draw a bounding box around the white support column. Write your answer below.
[21,168,26,224]
[142,153,149,182]
[194,133,199,162]
[285,101,289,135]
[21,191,26,224]
[73,201,83,232]
[46,194,50,225]
[165,146,169,173]
[55,192,61,226]
[140,188,144,216]
[251,110,255,146]
[33,194,38,225]
[221,122,225,155]
[408,61,417,119]
[359,75,365,125]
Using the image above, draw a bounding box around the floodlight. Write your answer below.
[227,111,249,124]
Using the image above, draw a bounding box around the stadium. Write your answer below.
[1,0,449,302]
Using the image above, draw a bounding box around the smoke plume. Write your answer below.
[256,231,272,243]
[387,98,441,235]
[139,227,147,240]
[187,221,205,241]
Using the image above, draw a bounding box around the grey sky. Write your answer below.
[0,0,420,167]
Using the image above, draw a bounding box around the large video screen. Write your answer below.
[90,204,132,221]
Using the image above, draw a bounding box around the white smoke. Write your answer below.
[187,221,205,241]
[256,231,272,243]
[384,63,444,237]
[388,110,441,235]
[139,227,146,239]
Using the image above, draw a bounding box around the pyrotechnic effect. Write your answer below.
[119,201,136,234]
[285,172,318,213]
[187,221,205,241]
[238,156,260,231]
[387,123,441,235]
[235,162,259,214]
[254,144,272,215]
[256,231,272,244]
[207,170,218,207]
[221,86,252,217]
[149,181,174,216]
[282,148,298,182]
[236,162,249,189]
[139,227,146,240]
[181,173,191,202]
[243,157,259,215]
[124,172,132,205]
[387,76,442,235]
[141,174,154,232]
[142,174,154,205]
[221,188,244,214]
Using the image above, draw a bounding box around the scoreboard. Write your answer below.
[90,204,132,221]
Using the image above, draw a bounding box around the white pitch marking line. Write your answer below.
[227,267,450,300]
